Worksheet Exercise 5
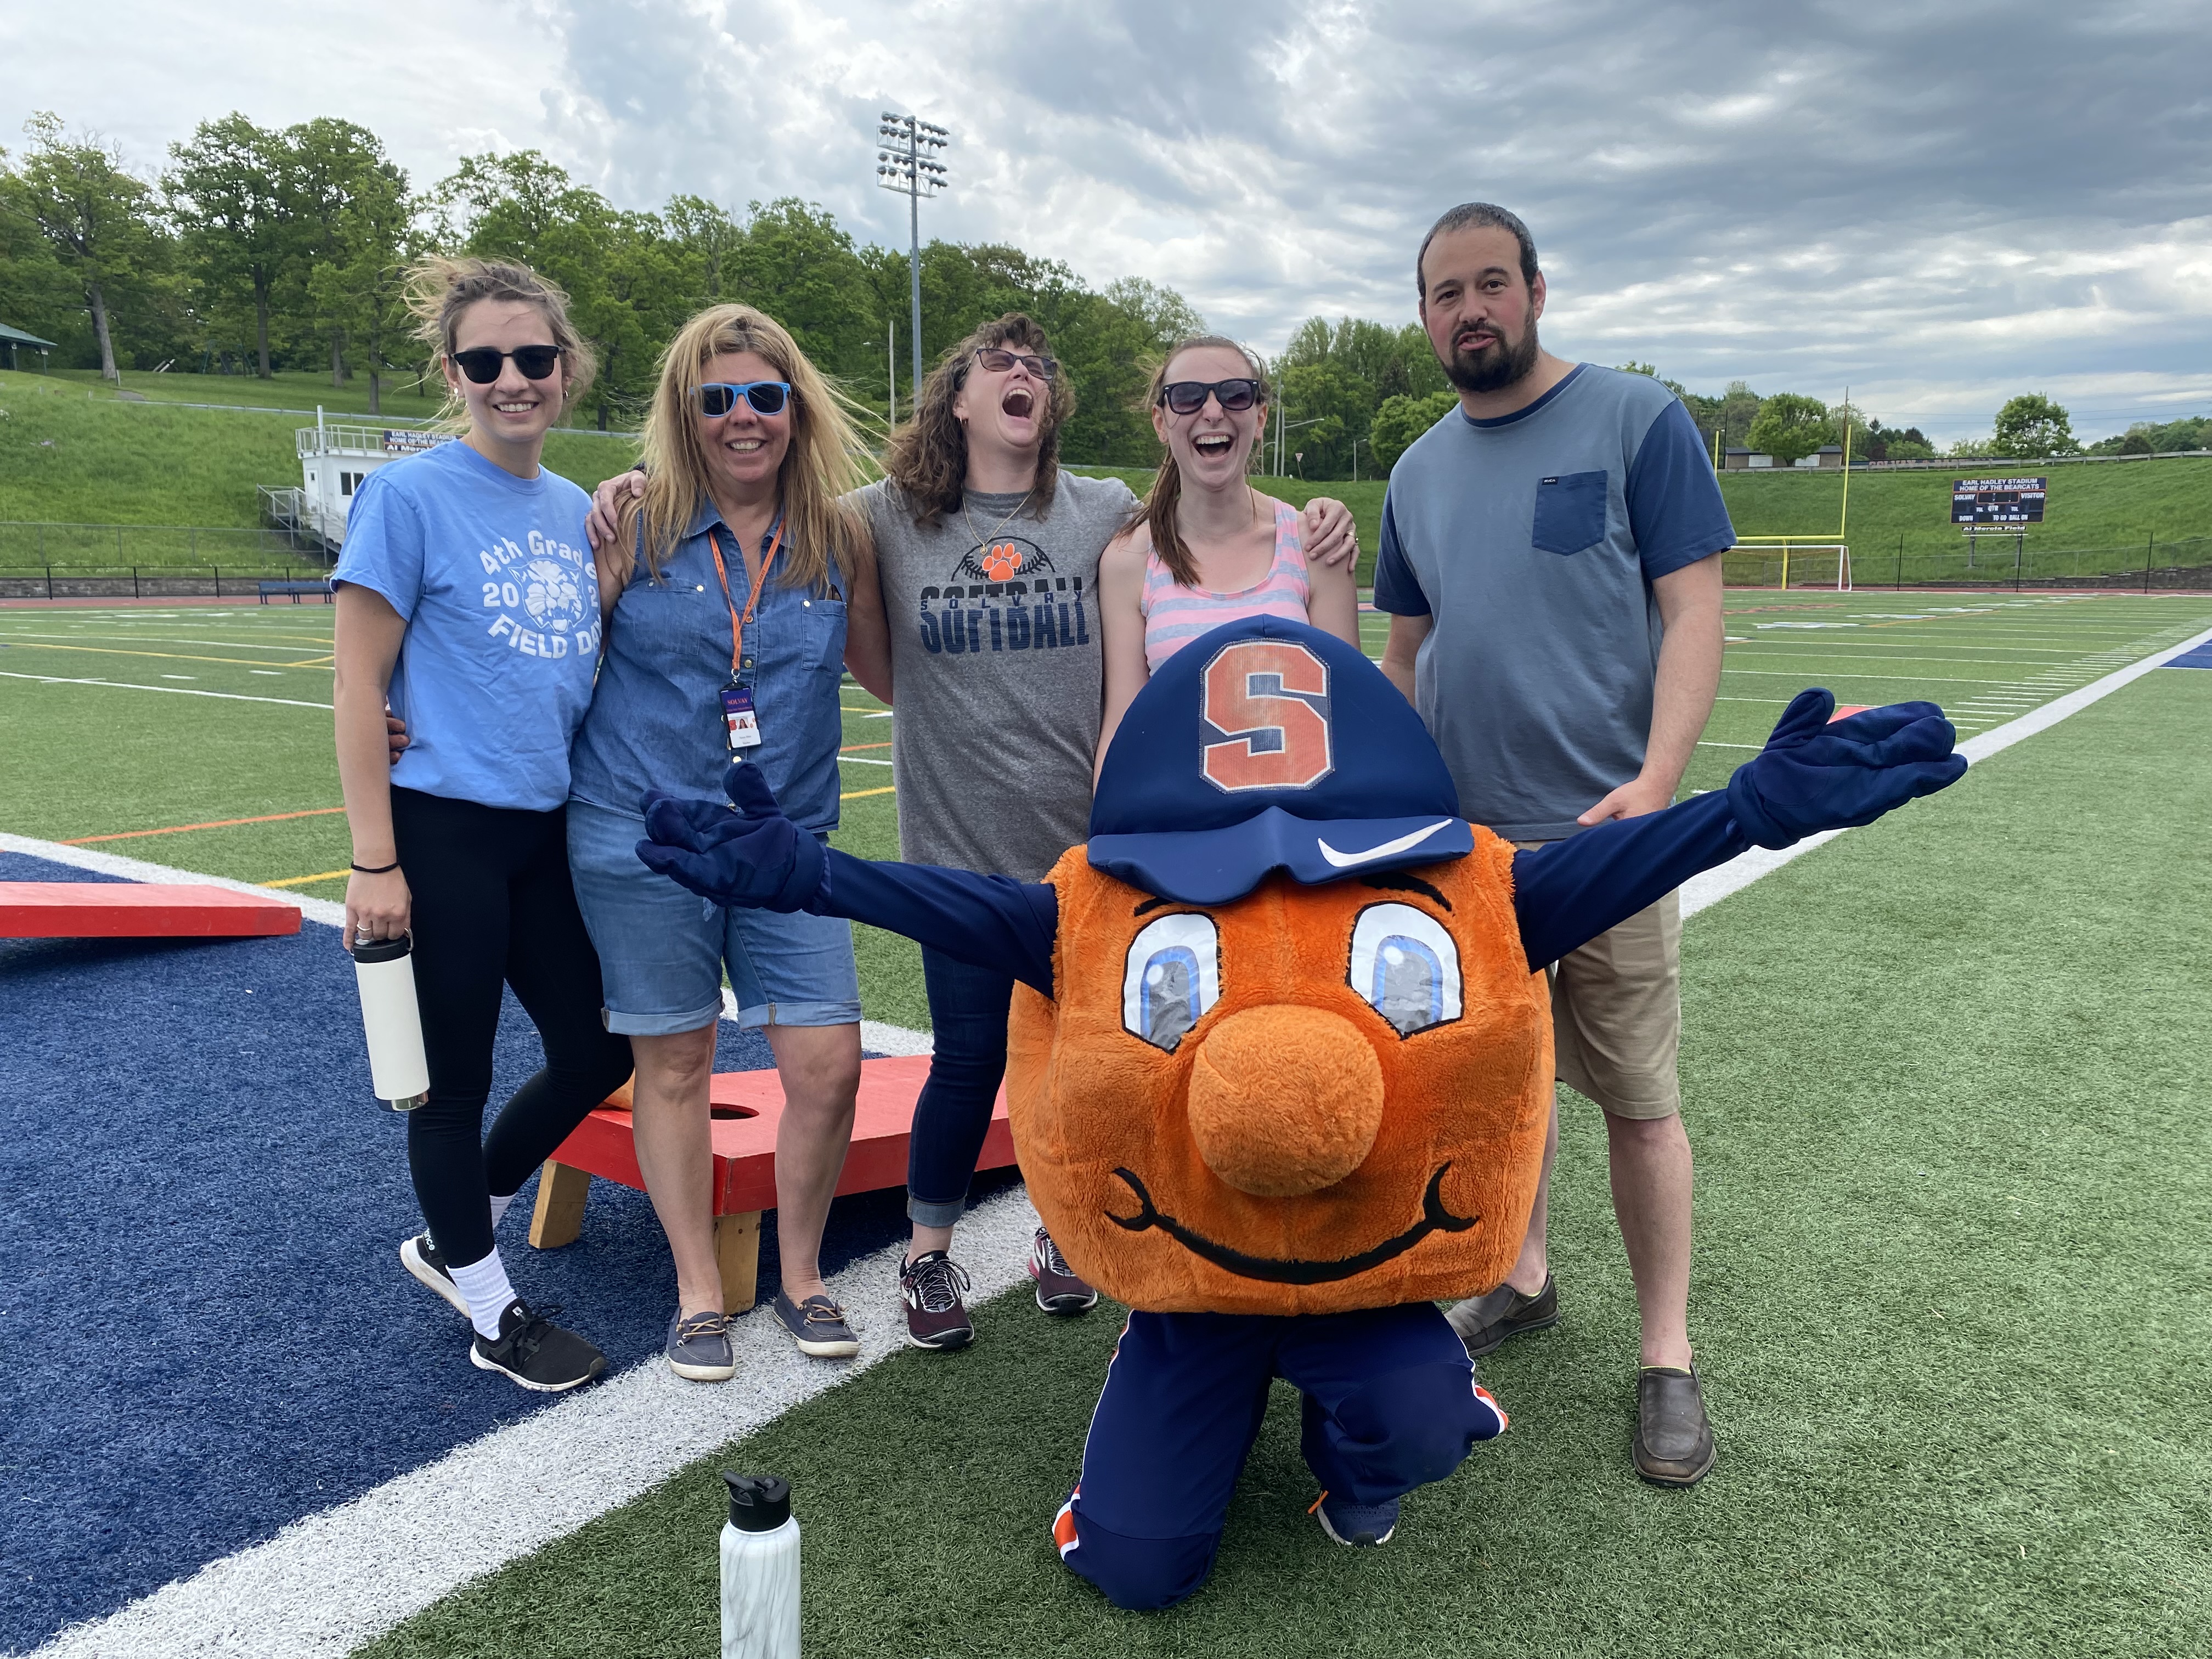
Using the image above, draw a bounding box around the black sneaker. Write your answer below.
[1028,1226,1098,1316]
[470,1300,607,1392]
[898,1250,974,1351]
[1312,1490,1400,1547]
[400,1232,469,1319]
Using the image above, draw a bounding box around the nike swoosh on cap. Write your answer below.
[1316,819,1458,869]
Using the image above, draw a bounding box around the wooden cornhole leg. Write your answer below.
[716,1210,761,1315]
[529,1159,592,1248]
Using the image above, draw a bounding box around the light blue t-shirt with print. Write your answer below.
[333,438,600,812]
[1373,364,1735,841]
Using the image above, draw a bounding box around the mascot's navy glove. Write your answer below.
[634,761,827,912]
[1726,688,1967,849]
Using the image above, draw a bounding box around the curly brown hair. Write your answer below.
[881,313,1076,527]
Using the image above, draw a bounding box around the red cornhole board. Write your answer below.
[0,882,302,939]
[527,1054,1015,1314]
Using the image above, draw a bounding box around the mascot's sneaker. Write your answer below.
[470,1300,607,1392]
[1028,1226,1099,1315]
[664,1308,737,1381]
[1634,1364,1716,1486]
[1445,1274,1558,1358]
[772,1292,861,1359]
[400,1232,469,1319]
[899,1250,975,1351]
[1311,1491,1399,1548]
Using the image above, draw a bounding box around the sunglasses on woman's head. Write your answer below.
[973,347,1057,380]
[1159,378,1263,416]
[450,345,563,383]
[692,380,792,418]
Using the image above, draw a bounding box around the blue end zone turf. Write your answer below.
[2160,644,2212,669]
[0,851,1005,1647]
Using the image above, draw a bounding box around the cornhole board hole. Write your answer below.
[0,882,302,939]
[528,1055,1015,1316]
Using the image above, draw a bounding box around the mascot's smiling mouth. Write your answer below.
[1105,1165,1477,1285]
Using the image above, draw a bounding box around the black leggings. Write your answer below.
[391,788,633,1269]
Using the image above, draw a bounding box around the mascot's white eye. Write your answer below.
[1121,912,1221,1052]
[1348,903,1462,1037]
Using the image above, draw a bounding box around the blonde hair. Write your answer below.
[881,313,1076,528]
[1130,336,1270,588]
[403,255,596,431]
[619,303,870,594]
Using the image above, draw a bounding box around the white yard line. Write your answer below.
[16,617,2212,1659]
[1681,620,2212,918]
[0,670,334,711]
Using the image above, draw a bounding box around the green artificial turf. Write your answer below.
[352,650,2212,1658]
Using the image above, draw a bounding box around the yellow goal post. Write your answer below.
[1719,399,1855,590]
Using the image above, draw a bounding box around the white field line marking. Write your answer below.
[1681,620,2212,919]
[26,618,2212,1657]
[0,832,347,928]
[0,670,333,710]
[21,1187,1042,1659]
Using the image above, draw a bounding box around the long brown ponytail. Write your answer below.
[1130,336,1269,588]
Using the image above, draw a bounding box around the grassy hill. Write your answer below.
[4,368,2202,582]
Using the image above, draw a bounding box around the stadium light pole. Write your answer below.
[877,112,949,403]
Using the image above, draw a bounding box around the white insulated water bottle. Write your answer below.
[720,1471,799,1659]
[350,935,430,1110]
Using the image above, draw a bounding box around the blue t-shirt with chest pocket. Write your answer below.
[1372,364,1734,840]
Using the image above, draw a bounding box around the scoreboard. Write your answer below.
[1951,477,2047,525]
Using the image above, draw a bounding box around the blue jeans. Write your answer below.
[905,946,1014,1227]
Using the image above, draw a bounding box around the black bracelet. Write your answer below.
[351,860,400,875]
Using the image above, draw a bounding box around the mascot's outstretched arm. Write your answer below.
[635,686,1962,980]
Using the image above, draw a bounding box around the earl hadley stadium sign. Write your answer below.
[1951,477,2047,525]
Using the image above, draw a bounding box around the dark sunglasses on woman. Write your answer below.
[450,345,563,383]
[692,380,792,418]
[1159,378,1264,416]
[973,347,1057,380]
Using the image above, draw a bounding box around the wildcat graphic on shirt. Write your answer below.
[475,528,599,659]
[918,534,1088,658]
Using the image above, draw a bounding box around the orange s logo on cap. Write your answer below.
[1201,640,1333,793]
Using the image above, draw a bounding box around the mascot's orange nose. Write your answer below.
[1186,1007,1385,1197]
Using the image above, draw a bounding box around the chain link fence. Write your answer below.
[1724,534,2211,592]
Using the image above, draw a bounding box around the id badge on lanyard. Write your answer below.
[709,519,783,755]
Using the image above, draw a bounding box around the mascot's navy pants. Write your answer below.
[1053,1302,1506,1610]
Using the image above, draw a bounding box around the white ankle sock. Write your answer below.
[449,1248,518,1340]
[488,1192,515,1232]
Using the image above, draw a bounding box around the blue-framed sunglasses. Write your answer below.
[691,380,792,417]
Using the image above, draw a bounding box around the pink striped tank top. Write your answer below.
[1139,499,1310,672]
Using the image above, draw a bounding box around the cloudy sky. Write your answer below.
[7,0,2208,442]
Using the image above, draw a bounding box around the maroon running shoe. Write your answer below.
[1028,1226,1098,1316]
[898,1249,974,1351]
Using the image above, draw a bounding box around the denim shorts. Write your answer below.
[567,798,861,1035]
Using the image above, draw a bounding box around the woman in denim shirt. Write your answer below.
[567,303,890,1378]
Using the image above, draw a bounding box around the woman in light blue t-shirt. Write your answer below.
[334,257,634,1395]
[566,303,891,1380]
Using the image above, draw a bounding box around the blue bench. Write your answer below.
[257,579,331,605]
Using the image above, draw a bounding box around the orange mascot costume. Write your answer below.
[637,615,1967,1610]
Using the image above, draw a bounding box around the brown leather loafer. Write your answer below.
[1634,1364,1716,1486]
[1444,1274,1558,1358]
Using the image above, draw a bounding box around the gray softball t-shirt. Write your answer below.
[1373,364,1734,841]
[857,471,1138,881]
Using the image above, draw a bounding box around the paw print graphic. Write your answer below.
[980,542,1024,580]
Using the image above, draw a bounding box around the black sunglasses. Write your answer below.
[973,347,1058,381]
[1159,378,1263,415]
[692,380,792,418]
[450,345,563,383]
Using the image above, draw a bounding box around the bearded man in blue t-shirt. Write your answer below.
[1375,202,1734,1486]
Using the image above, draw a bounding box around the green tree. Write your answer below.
[663,194,743,304]
[1370,390,1459,473]
[303,139,414,414]
[1101,275,1205,351]
[167,114,296,377]
[1991,393,2079,459]
[286,119,409,389]
[5,113,165,380]
[1746,392,1833,465]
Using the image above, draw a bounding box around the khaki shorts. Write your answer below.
[1517,840,1683,1120]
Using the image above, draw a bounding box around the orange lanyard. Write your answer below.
[707,514,783,684]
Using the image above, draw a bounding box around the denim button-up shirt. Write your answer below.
[569,500,847,832]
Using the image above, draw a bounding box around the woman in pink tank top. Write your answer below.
[1096,337,1361,776]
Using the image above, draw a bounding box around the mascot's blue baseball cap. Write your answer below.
[1088,616,1472,904]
